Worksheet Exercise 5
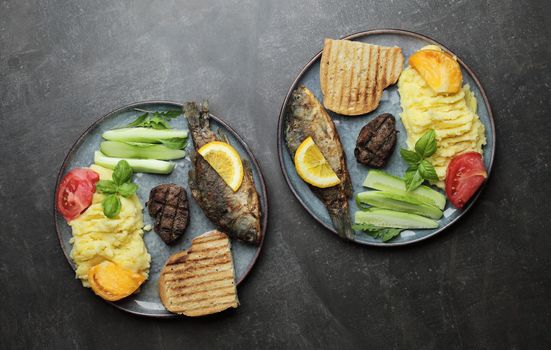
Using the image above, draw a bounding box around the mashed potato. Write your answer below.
[68,165,150,287]
[398,52,486,188]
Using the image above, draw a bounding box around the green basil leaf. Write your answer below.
[102,194,121,219]
[418,159,439,182]
[405,168,424,192]
[400,148,422,165]
[112,160,133,185]
[118,182,138,197]
[126,113,148,128]
[404,166,417,181]
[95,180,117,194]
[159,137,188,150]
[415,129,437,158]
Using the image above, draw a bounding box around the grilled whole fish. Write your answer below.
[184,101,262,245]
[285,85,354,240]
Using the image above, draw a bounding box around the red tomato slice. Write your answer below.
[56,168,99,221]
[70,168,100,183]
[445,152,487,209]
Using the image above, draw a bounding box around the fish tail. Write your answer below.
[184,101,209,128]
[183,101,200,123]
[184,100,211,148]
[199,100,209,115]
[328,206,355,241]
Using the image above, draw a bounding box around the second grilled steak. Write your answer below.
[354,113,398,167]
[147,184,189,244]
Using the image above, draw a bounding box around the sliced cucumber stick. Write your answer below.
[363,170,446,210]
[100,141,185,160]
[102,128,188,143]
[94,151,174,174]
[355,209,438,229]
[356,191,443,219]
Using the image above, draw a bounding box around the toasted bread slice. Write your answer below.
[320,39,404,116]
[158,230,239,316]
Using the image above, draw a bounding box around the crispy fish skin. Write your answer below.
[184,101,262,245]
[285,85,354,240]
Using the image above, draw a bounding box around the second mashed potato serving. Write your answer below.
[398,46,486,187]
[69,164,150,287]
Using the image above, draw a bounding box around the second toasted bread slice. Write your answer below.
[320,39,404,116]
[159,230,239,316]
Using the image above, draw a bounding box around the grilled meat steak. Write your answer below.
[354,113,397,167]
[147,184,189,244]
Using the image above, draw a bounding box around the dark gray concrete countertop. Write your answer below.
[1,1,550,349]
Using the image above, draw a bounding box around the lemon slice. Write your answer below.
[294,136,341,188]
[198,141,244,191]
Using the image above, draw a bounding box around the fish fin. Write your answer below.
[343,173,353,198]
[187,165,200,202]
[188,158,196,183]
[328,207,355,241]
[217,130,230,144]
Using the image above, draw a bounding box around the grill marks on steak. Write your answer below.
[147,184,189,245]
[354,113,397,167]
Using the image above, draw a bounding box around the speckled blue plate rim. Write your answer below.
[276,28,496,247]
[54,100,269,317]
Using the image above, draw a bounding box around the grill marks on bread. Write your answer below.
[320,39,404,116]
[158,230,239,317]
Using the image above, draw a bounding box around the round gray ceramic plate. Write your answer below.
[277,29,495,246]
[55,101,268,317]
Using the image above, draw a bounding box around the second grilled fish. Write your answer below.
[184,101,262,245]
[285,85,354,240]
